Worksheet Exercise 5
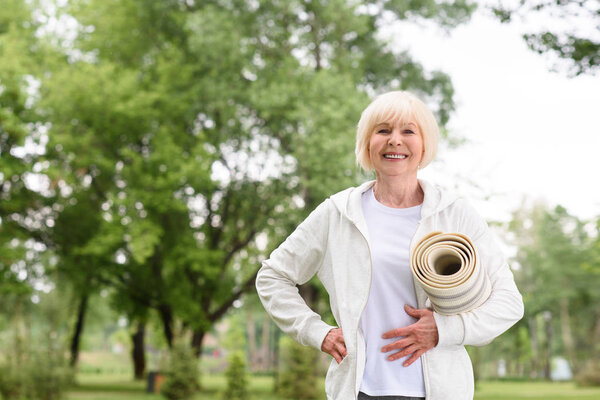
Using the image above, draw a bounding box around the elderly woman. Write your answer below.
[256,91,524,400]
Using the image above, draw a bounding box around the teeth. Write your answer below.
[384,154,407,159]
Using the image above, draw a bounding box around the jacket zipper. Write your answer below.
[409,218,430,398]
[353,224,373,398]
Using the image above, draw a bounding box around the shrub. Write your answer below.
[0,350,73,400]
[220,311,250,399]
[223,352,249,400]
[277,337,319,400]
[0,359,24,400]
[161,343,200,400]
[576,363,600,387]
[23,351,74,400]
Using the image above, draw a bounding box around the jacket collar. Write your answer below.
[331,178,458,228]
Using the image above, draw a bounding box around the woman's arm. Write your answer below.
[434,199,525,348]
[255,199,336,350]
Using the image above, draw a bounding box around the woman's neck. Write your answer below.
[373,175,424,208]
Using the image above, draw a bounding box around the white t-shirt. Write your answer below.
[358,187,425,397]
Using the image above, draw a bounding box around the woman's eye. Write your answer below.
[378,129,390,134]
[404,130,414,134]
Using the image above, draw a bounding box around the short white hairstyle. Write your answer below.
[355,91,439,172]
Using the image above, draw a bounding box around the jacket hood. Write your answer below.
[329,179,460,226]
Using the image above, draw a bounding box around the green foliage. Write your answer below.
[222,313,247,355]
[221,312,250,399]
[277,337,319,400]
[575,363,600,387]
[499,203,600,378]
[0,350,73,400]
[160,343,200,400]
[3,0,474,373]
[223,353,250,400]
[22,351,74,400]
[492,0,600,75]
[0,361,23,400]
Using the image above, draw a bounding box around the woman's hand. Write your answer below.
[381,304,439,367]
[321,327,347,364]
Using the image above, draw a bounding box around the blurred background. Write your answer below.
[0,0,599,399]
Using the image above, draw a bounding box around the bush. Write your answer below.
[0,359,24,400]
[277,337,319,400]
[0,350,73,400]
[576,363,600,387]
[223,352,249,400]
[161,343,201,400]
[24,351,74,400]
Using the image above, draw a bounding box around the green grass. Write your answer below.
[68,355,600,400]
[69,374,325,400]
[66,374,600,400]
[474,380,600,400]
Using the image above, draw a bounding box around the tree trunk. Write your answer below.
[272,327,281,392]
[528,317,539,378]
[158,304,174,348]
[299,283,319,309]
[247,308,258,370]
[470,346,481,384]
[70,293,89,367]
[131,321,146,380]
[259,313,271,371]
[592,313,600,362]
[559,298,577,374]
[543,311,553,380]
[191,328,205,358]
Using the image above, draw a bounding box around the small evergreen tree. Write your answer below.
[161,343,200,400]
[224,352,249,400]
[222,313,250,399]
[277,337,319,400]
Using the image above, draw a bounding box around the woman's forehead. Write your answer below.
[375,118,418,128]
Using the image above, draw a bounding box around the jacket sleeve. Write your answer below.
[434,199,524,347]
[255,199,335,350]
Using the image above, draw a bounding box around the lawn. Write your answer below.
[70,352,600,399]
[67,374,600,400]
[474,380,600,400]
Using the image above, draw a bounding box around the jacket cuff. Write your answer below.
[303,321,336,350]
[433,313,465,347]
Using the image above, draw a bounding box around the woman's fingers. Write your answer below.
[381,306,440,365]
[337,342,347,358]
[386,344,418,361]
[322,328,347,363]
[330,350,342,364]
[381,326,409,339]
[403,349,426,367]
[381,337,410,353]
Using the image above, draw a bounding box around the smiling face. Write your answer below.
[368,119,424,179]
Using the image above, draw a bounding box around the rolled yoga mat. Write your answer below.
[410,232,491,315]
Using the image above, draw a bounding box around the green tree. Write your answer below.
[161,342,200,400]
[492,0,600,76]
[506,203,597,377]
[0,0,47,302]
[222,313,249,400]
[29,0,477,365]
[277,336,319,400]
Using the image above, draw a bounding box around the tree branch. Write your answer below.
[208,269,259,323]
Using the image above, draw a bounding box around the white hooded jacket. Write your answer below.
[256,179,524,400]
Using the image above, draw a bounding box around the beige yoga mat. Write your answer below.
[410,232,491,315]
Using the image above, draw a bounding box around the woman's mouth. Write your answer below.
[383,154,407,159]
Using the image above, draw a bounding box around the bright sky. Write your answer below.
[388,6,600,222]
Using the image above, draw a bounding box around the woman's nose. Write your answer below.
[387,129,402,145]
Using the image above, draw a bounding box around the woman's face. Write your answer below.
[368,119,424,179]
